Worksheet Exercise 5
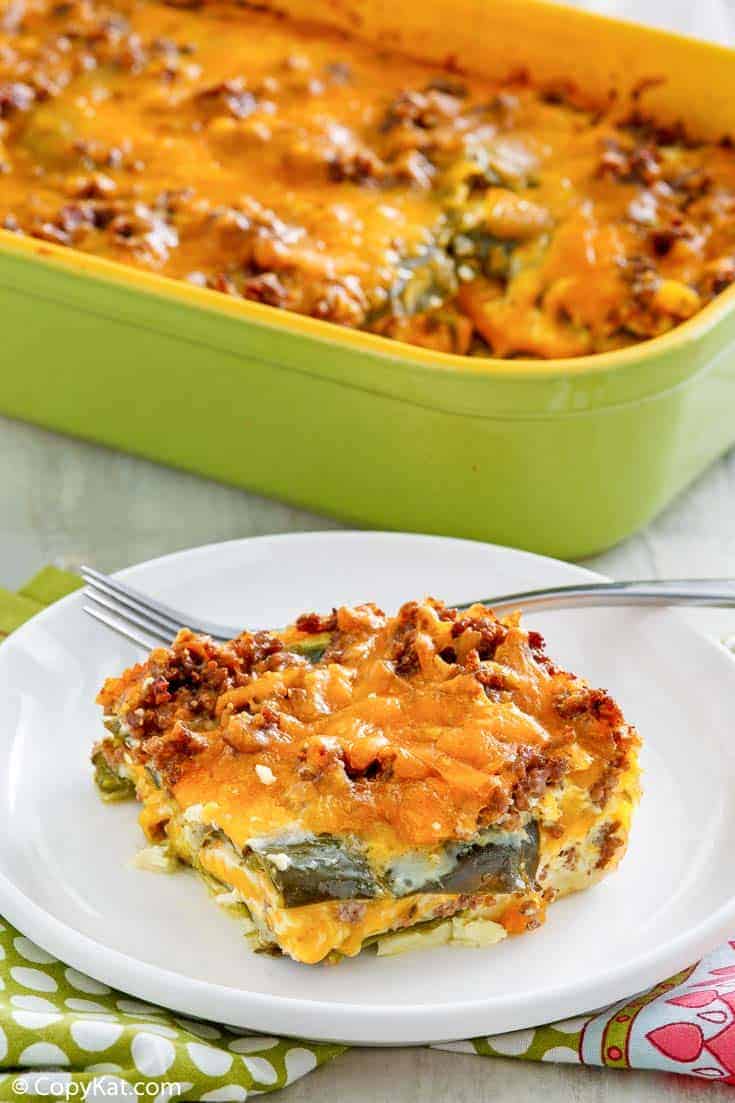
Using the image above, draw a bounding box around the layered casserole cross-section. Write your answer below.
[94,599,641,964]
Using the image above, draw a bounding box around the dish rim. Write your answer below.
[1,530,735,1045]
[4,226,735,385]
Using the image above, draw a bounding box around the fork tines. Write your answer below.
[81,565,178,650]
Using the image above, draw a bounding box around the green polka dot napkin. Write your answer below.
[0,919,343,1099]
[1,567,734,1099]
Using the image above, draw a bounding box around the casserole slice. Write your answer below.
[93,599,641,964]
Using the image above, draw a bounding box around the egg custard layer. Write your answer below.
[93,599,641,964]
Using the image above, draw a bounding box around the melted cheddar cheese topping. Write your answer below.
[97,601,639,861]
[2,0,735,357]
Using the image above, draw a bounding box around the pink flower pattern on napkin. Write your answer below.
[440,941,735,1085]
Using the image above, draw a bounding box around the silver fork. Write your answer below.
[79,565,735,651]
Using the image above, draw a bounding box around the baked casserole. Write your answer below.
[93,599,642,964]
[1,0,735,359]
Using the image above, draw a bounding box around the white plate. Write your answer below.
[1,531,735,1046]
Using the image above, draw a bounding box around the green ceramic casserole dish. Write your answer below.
[1,0,734,559]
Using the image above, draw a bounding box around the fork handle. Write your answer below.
[461,578,735,615]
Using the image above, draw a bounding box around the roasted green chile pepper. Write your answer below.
[251,834,381,907]
[287,632,332,664]
[251,824,539,907]
[92,751,136,802]
[383,823,539,897]
[431,822,539,895]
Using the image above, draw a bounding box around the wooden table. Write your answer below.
[2,412,733,1101]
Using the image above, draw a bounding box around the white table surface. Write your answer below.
[1,411,734,1101]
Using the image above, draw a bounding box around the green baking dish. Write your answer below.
[1,0,735,559]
